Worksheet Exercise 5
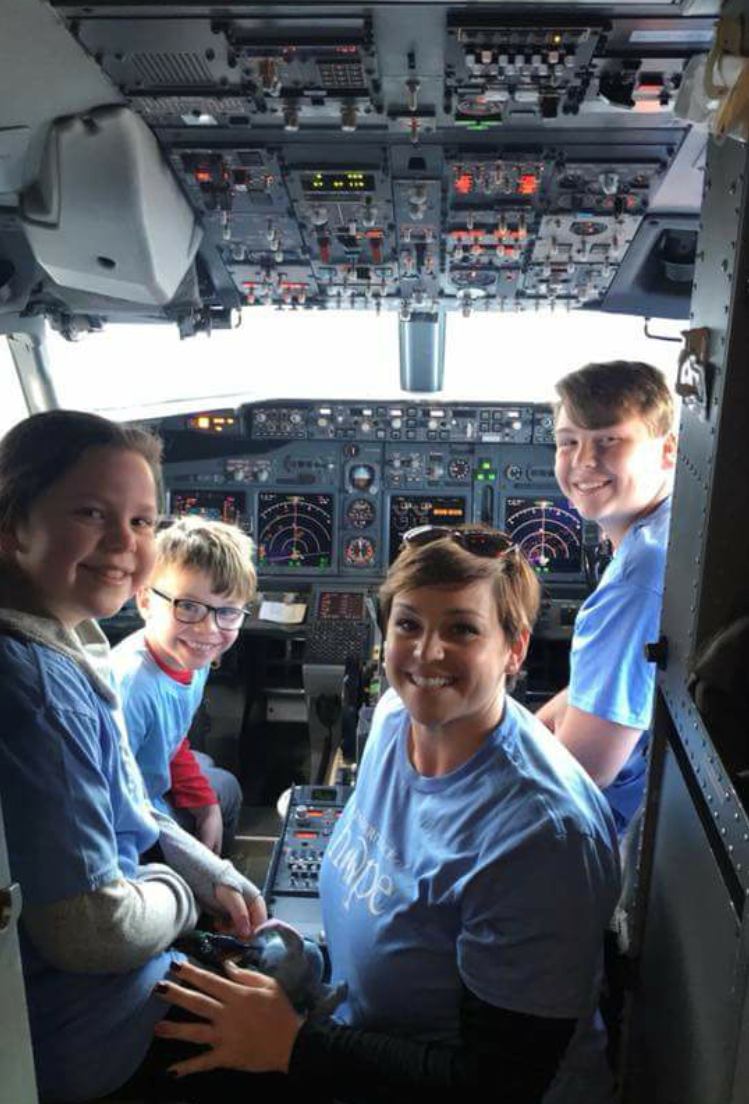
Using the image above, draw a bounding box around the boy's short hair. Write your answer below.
[155,517,257,605]
[554,360,674,437]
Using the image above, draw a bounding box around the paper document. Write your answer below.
[259,599,307,624]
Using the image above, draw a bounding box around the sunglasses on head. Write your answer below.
[401,525,516,558]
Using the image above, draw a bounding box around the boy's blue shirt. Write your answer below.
[111,628,209,813]
[568,496,671,833]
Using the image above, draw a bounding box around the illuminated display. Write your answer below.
[318,591,365,621]
[301,171,375,194]
[389,495,467,563]
[310,787,338,802]
[257,493,334,571]
[187,412,237,434]
[504,496,583,576]
[453,170,475,195]
[169,490,246,528]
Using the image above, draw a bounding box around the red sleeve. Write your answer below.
[168,738,218,809]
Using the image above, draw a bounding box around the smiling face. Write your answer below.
[6,447,158,628]
[554,407,675,547]
[137,564,243,672]
[384,578,528,762]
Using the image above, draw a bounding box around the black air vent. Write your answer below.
[132,52,213,87]
[137,96,246,117]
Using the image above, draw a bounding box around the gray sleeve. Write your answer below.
[153,809,261,914]
[22,863,198,974]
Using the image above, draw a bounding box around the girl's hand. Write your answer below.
[154,960,303,1076]
[214,884,268,940]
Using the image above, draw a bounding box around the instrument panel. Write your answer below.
[160,399,598,592]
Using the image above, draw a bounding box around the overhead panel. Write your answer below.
[0,4,716,328]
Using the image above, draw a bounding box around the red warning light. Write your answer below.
[454,172,474,195]
[519,174,539,196]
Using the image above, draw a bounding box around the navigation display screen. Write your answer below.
[257,493,334,571]
[504,496,583,576]
[389,495,467,563]
[169,490,246,528]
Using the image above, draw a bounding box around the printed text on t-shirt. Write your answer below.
[327,807,397,915]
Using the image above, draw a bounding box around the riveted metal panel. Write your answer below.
[689,139,749,649]
[624,133,749,1103]
[623,733,742,1104]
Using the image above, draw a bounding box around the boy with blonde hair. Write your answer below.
[537,360,676,835]
[112,516,256,857]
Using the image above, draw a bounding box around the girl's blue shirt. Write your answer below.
[0,632,177,1102]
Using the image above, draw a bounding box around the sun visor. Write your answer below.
[21,106,202,306]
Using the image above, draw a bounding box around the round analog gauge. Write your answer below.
[346,497,376,529]
[344,536,376,568]
[349,463,376,492]
[447,457,471,480]
[570,220,607,238]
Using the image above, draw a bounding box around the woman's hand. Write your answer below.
[214,885,268,940]
[154,960,303,1076]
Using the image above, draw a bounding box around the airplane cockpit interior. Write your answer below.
[2,2,749,1103]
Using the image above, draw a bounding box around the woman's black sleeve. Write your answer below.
[288,981,577,1104]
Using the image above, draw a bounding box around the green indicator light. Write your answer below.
[482,462,491,470]
[477,473,485,481]
[488,473,496,481]
[457,121,500,131]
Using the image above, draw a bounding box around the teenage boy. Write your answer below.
[112,516,256,857]
[537,360,676,835]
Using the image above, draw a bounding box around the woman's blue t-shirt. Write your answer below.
[320,689,621,1102]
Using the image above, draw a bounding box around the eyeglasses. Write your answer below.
[150,587,248,630]
[401,526,516,558]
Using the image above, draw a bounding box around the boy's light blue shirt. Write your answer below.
[111,628,209,813]
[569,497,671,832]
